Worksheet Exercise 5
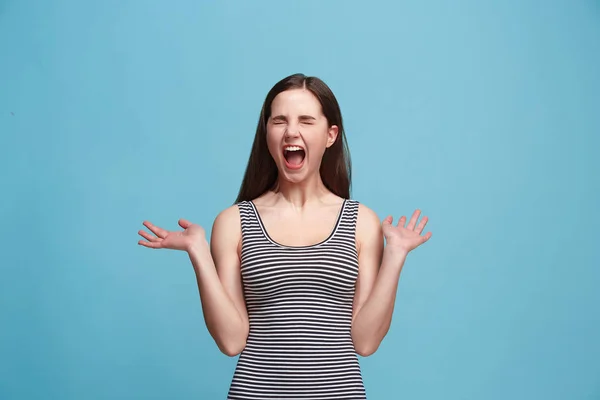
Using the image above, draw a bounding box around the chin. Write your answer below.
[279,170,308,184]
[277,163,313,184]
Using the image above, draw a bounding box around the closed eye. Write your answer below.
[270,116,286,125]
[299,115,317,124]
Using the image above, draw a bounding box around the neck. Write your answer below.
[273,173,329,207]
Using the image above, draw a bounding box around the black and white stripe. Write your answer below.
[226,199,367,399]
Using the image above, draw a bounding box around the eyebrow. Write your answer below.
[270,115,317,121]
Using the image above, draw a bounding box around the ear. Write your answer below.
[326,125,339,148]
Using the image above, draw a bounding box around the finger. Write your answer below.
[178,219,192,229]
[138,230,161,242]
[422,232,432,243]
[406,210,421,230]
[415,216,429,235]
[143,221,168,239]
[396,216,406,228]
[382,215,393,226]
[138,239,163,249]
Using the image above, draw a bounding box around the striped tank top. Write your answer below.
[226,199,367,399]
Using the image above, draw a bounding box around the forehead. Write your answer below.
[270,89,323,116]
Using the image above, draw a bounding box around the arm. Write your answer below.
[351,204,409,357]
[188,205,249,356]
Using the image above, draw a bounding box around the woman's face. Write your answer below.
[266,88,338,184]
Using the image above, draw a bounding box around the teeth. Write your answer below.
[284,146,303,152]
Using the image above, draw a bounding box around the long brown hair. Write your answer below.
[235,73,352,203]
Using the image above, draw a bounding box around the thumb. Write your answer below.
[382,215,393,226]
[178,219,192,229]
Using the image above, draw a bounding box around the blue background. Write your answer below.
[1,0,599,399]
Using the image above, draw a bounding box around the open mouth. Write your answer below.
[283,145,306,169]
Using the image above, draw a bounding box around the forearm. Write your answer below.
[188,241,248,356]
[351,246,408,356]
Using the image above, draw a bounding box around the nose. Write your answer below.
[285,123,300,137]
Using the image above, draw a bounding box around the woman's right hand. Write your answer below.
[138,219,206,252]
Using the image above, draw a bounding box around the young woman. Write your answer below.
[138,73,432,399]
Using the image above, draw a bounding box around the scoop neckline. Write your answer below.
[248,199,347,249]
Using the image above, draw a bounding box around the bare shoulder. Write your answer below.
[213,204,242,228]
[355,202,383,253]
[210,204,242,253]
[356,202,382,236]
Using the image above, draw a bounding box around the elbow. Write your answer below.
[355,342,380,357]
[221,346,243,357]
[218,339,246,357]
[352,327,386,357]
[352,326,385,357]
[209,321,249,357]
[216,330,248,357]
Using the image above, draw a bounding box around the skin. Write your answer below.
[138,88,432,357]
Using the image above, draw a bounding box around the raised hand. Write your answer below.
[382,210,432,253]
[138,219,206,252]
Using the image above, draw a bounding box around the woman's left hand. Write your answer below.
[382,210,432,253]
